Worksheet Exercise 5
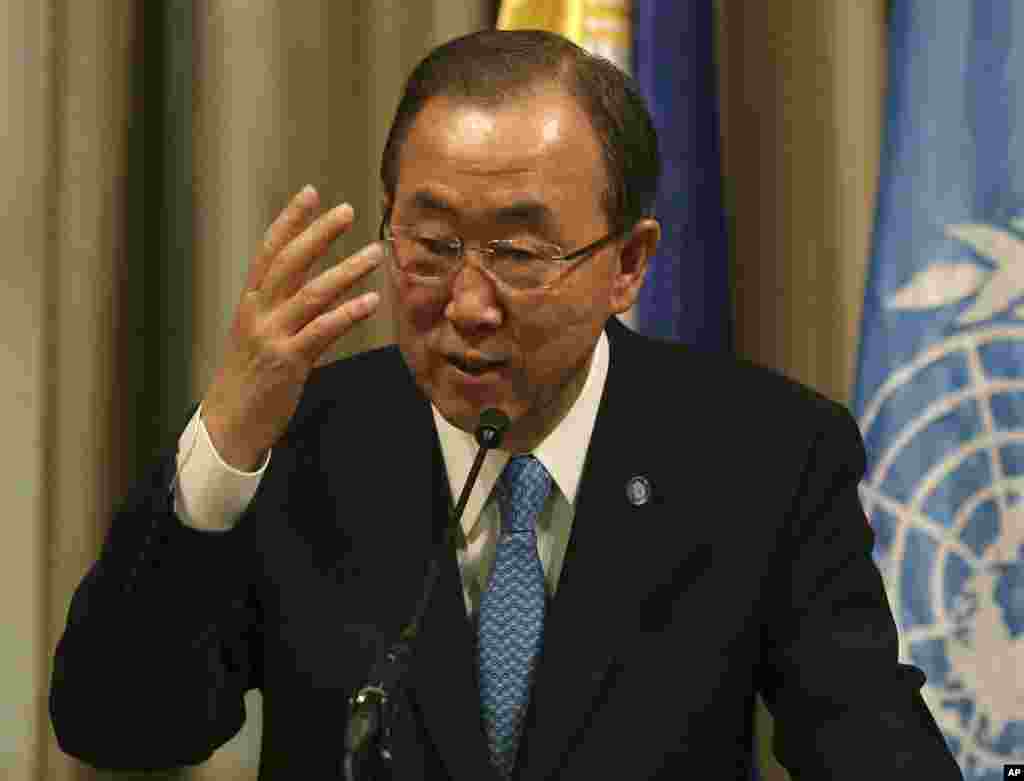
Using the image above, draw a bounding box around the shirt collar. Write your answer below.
[432,327,610,538]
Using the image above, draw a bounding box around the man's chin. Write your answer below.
[438,399,501,434]
[432,393,521,437]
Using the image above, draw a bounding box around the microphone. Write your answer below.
[475,407,508,447]
[343,408,510,780]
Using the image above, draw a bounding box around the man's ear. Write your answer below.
[611,218,660,314]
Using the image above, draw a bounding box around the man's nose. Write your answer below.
[443,256,503,329]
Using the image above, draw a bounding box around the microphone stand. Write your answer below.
[342,408,509,780]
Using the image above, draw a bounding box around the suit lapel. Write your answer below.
[516,319,704,781]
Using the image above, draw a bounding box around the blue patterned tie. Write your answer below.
[478,455,552,779]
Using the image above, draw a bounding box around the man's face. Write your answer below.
[386,90,653,452]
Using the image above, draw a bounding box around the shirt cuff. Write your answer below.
[172,403,271,532]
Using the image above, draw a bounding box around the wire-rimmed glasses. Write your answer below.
[379,217,627,291]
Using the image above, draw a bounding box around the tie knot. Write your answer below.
[497,455,552,534]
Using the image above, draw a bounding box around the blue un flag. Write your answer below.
[852,4,1024,778]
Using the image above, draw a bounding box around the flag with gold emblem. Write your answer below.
[498,0,631,73]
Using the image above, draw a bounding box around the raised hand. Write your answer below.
[201,185,383,470]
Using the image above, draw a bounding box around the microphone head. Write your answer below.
[475,408,510,449]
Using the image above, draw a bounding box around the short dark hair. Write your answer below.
[380,29,660,235]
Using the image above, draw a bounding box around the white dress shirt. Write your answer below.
[172,331,610,618]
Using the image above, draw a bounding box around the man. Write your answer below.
[49,29,963,780]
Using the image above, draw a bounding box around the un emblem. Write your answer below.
[858,221,1024,776]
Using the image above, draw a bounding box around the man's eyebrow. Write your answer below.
[491,200,556,226]
[410,190,457,215]
[408,190,557,227]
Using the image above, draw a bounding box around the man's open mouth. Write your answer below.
[447,355,506,376]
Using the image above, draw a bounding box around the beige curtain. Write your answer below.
[5,1,139,779]
[717,1,887,778]
[5,0,885,779]
[720,0,887,406]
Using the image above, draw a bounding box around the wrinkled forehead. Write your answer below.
[392,94,607,228]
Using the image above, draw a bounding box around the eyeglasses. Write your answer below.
[378,215,627,291]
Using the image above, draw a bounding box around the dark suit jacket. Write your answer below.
[50,316,963,779]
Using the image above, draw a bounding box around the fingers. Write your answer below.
[261,201,356,304]
[277,242,385,334]
[285,244,386,361]
[239,186,380,367]
[296,290,382,365]
[310,292,383,369]
[246,185,320,292]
